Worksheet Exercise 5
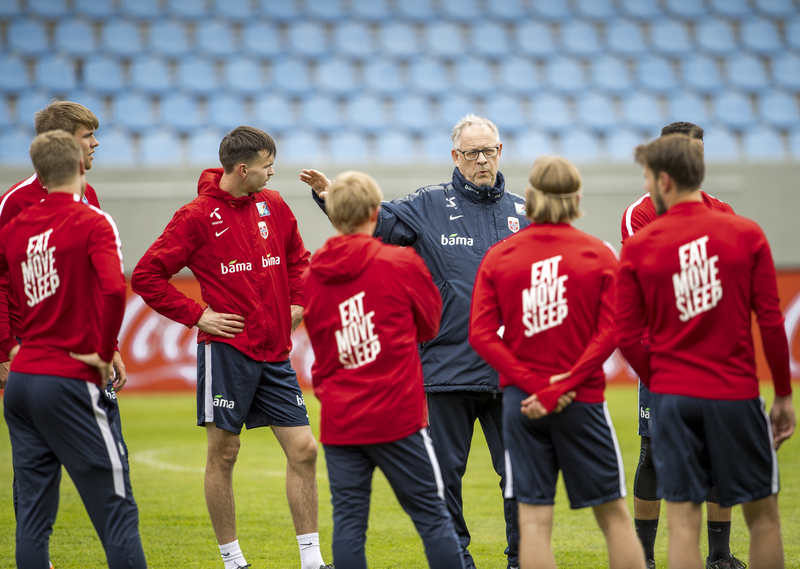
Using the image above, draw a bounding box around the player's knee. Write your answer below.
[209,437,240,469]
[289,433,318,467]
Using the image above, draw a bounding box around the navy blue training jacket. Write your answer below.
[313,167,530,393]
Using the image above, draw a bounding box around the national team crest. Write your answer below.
[258,221,268,239]
[508,217,520,233]
[514,203,525,215]
[257,202,270,217]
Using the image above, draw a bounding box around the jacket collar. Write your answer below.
[197,168,257,209]
[451,168,505,204]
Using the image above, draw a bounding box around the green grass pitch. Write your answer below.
[0,386,797,568]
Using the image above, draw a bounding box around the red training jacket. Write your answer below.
[470,223,618,413]
[132,168,310,363]
[0,192,126,386]
[301,233,441,445]
[617,201,791,399]
[0,174,100,360]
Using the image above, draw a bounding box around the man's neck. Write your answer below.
[47,179,82,197]
[669,188,703,209]
[219,172,250,199]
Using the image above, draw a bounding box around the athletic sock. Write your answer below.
[707,520,732,561]
[219,539,248,569]
[297,532,325,569]
[634,518,659,561]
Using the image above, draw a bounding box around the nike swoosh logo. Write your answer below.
[222,552,231,556]
[215,228,229,237]
[299,542,313,546]
[450,215,463,220]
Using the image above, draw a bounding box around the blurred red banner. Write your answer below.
[118,272,800,391]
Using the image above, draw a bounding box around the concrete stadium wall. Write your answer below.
[1,160,798,272]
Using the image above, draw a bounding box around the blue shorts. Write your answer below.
[502,386,626,509]
[650,394,778,508]
[196,341,309,434]
[638,381,652,437]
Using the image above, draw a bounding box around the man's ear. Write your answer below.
[236,162,248,179]
[451,148,459,165]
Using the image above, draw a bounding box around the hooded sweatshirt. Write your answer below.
[301,233,442,445]
[132,168,310,363]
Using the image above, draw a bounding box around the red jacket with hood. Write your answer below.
[301,234,442,445]
[132,168,310,363]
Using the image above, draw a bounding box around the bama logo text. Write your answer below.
[220,256,281,274]
[213,395,235,409]
[441,233,473,246]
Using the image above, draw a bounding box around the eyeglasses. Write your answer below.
[455,146,500,161]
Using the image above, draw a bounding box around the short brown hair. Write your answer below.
[635,134,704,192]
[219,126,276,173]
[30,130,83,188]
[524,156,583,224]
[34,100,99,135]
[327,171,383,234]
[661,121,704,140]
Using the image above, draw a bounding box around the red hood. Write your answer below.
[197,168,256,208]
[310,234,382,284]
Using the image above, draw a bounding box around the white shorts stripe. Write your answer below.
[421,429,445,501]
[204,344,214,423]
[504,450,514,499]
[603,401,627,498]
[759,397,780,495]
[624,193,650,238]
[87,382,126,498]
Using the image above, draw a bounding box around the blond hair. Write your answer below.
[327,171,384,234]
[30,130,83,188]
[34,100,99,135]
[525,155,584,224]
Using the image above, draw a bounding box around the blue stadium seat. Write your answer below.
[394,95,434,135]
[15,92,51,127]
[577,93,617,133]
[561,21,602,57]
[785,18,800,51]
[65,90,109,125]
[636,55,678,93]
[773,54,800,92]
[623,93,665,130]
[396,0,437,22]
[0,98,13,130]
[682,55,724,94]
[114,93,156,131]
[531,0,571,21]
[0,0,21,17]
[167,0,208,19]
[363,60,404,96]
[759,91,800,129]
[35,55,77,92]
[513,131,554,162]
[500,56,541,95]
[351,0,391,21]
[561,129,601,162]
[439,94,478,129]
[607,20,646,56]
[421,129,453,163]
[726,54,769,93]
[334,22,374,58]
[281,130,323,163]
[178,57,220,95]
[442,0,481,21]
[329,131,370,163]
[0,57,31,93]
[454,60,494,96]
[754,0,796,17]
[547,57,587,95]
[272,59,313,96]
[714,92,757,130]
[664,0,708,19]
[709,0,752,18]
[606,129,642,161]
[472,22,511,58]
[516,21,557,58]
[242,22,283,58]
[650,19,693,56]
[667,92,711,124]
[426,22,466,59]
[743,127,786,160]
[212,0,253,21]
[0,129,36,165]
[8,20,49,55]
[696,19,737,55]
[253,94,296,134]
[380,22,422,58]
[159,93,204,133]
[375,132,415,163]
[532,94,573,132]
[346,95,387,133]
[102,21,143,56]
[591,56,632,94]
[260,0,301,22]
[150,21,190,55]
[790,128,800,159]
[188,128,224,165]
[196,21,237,56]
[28,0,69,17]
[305,0,346,21]
[140,129,183,166]
[74,0,115,17]
[131,56,172,95]
[741,18,782,55]
[702,128,739,160]
[288,22,328,58]
[208,95,247,131]
[302,95,343,133]
[55,19,95,56]
[574,0,616,20]
[484,95,525,134]
[409,60,450,96]
[317,59,360,96]
[619,0,662,19]
[487,0,526,21]
[120,0,161,18]
[83,56,125,93]
[224,58,266,95]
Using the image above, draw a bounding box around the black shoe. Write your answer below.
[319,565,335,569]
[646,560,656,569]
[706,553,747,568]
